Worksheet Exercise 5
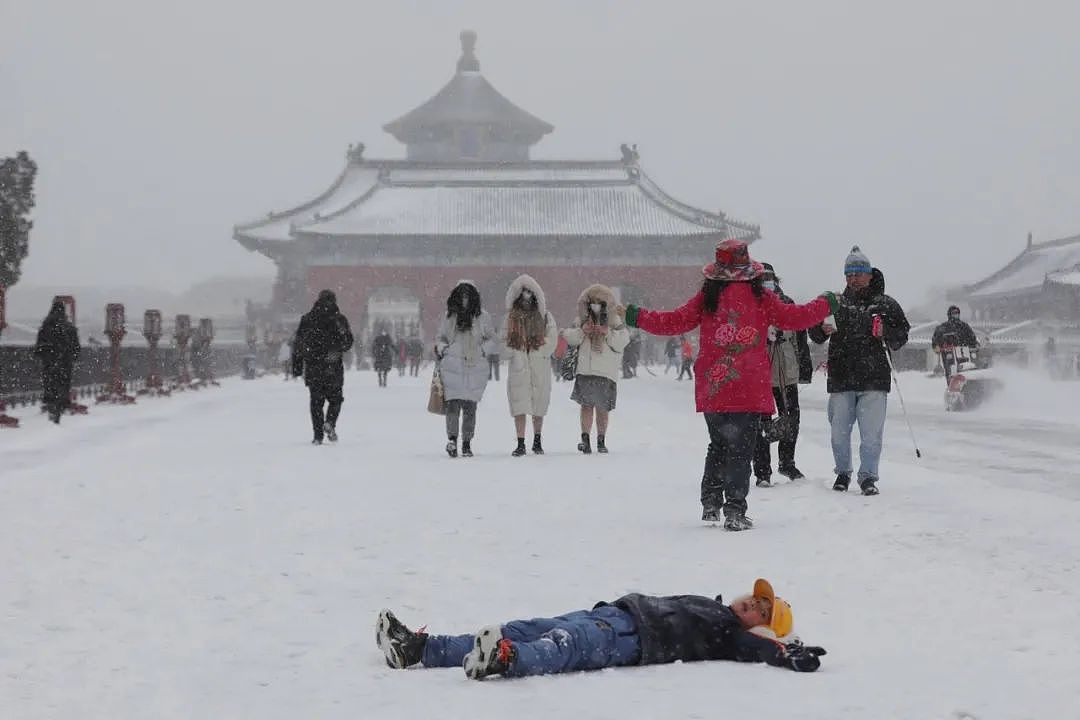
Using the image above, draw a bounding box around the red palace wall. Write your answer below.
[305,265,705,341]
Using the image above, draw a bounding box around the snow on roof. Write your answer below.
[235,161,759,245]
[969,236,1080,298]
[234,165,381,242]
[299,183,725,237]
[1046,267,1080,286]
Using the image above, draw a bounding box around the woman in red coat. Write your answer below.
[622,239,837,530]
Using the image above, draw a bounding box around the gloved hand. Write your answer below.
[782,643,826,672]
[819,291,839,315]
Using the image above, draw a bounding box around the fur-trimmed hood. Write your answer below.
[576,283,618,324]
[505,274,547,316]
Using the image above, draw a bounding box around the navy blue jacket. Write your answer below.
[598,593,787,667]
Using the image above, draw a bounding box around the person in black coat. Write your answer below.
[931,305,978,351]
[376,578,825,680]
[808,247,910,495]
[371,329,396,387]
[34,300,81,423]
[753,262,814,484]
[291,290,354,444]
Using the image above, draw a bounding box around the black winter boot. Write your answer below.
[577,432,592,454]
[833,474,851,492]
[859,477,880,496]
[512,438,527,457]
[446,436,458,458]
[461,439,473,458]
[596,434,608,454]
[376,609,428,669]
[532,433,544,455]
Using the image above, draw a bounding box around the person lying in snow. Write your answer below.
[375,578,825,680]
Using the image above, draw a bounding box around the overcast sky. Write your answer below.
[4,0,1079,309]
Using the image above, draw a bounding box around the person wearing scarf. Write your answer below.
[502,275,558,456]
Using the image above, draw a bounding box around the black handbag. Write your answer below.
[560,344,579,381]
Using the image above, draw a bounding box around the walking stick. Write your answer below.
[882,339,922,459]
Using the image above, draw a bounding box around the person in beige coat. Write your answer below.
[503,275,559,456]
[561,283,630,454]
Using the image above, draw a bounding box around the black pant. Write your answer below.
[488,356,500,381]
[753,385,801,478]
[701,412,761,516]
[678,359,693,380]
[309,386,343,440]
[409,358,421,376]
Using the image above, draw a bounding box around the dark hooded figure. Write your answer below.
[34,300,81,423]
[371,328,396,387]
[291,290,354,444]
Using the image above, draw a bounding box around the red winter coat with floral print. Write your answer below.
[628,288,829,414]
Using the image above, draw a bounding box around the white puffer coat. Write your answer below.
[435,310,498,403]
[561,284,630,383]
[503,275,558,417]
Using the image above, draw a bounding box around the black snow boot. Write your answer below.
[532,433,544,455]
[376,609,428,669]
[859,477,880,496]
[577,432,592,454]
[833,474,851,492]
[702,506,722,523]
[512,438,527,457]
[323,422,337,443]
[755,475,772,488]
[596,434,608,454]
[723,512,754,531]
[461,439,473,458]
[778,464,805,480]
[446,436,458,458]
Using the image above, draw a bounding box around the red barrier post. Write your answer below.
[97,303,135,404]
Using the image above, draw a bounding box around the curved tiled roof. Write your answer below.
[250,161,759,241]
[383,72,553,144]
[965,234,1080,299]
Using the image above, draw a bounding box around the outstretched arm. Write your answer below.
[733,631,826,672]
[624,294,704,336]
[765,292,835,332]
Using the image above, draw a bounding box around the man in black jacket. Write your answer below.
[376,578,825,680]
[808,247,910,495]
[34,300,81,424]
[291,290,354,444]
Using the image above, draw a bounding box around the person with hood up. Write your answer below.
[753,262,814,486]
[502,274,558,456]
[621,239,836,530]
[435,280,498,458]
[931,305,979,352]
[808,246,910,496]
[561,283,630,454]
[34,300,81,424]
[375,577,825,680]
[371,327,396,387]
[291,289,354,444]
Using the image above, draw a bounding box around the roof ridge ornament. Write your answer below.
[457,30,480,73]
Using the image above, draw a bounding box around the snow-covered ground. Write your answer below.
[2,365,1078,719]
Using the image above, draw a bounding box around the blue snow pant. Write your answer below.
[421,605,641,677]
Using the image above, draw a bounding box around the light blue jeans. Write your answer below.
[827,391,887,481]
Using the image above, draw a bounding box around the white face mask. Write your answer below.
[521,289,533,301]
[763,280,777,292]
[590,302,602,314]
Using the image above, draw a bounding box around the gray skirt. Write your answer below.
[571,374,617,411]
